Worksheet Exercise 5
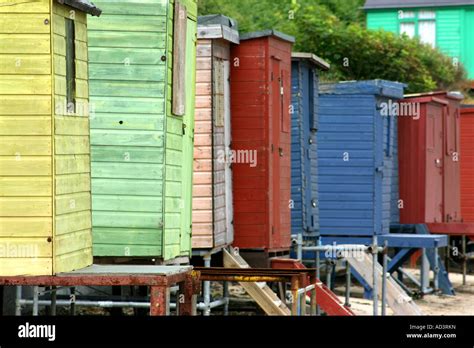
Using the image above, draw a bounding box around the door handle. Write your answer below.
[279,148,283,157]
[435,159,442,167]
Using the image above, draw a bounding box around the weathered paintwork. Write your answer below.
[290,53,329,238]
[88,0,197,260]
[192,15,238,250]
[230,30,294,251]
[0,0,98,275]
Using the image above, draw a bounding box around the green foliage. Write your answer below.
[198,0,467,93]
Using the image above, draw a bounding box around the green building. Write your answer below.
[87,0,197,261]
[364,0,474,80]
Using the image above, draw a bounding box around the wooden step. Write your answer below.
[223,247,291,316]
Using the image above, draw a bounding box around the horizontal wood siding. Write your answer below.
[319,94,378,236]
[88,0,168,257]
[0,0,53,275]
[290,62,304,235]
[192,39,213,248]
[52,4,92,273]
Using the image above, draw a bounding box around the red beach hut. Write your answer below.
[230,30,294,266]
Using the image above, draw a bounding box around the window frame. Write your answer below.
[397,9,437,47]
[65,18,76,114]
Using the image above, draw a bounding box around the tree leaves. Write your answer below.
[198,0,468,93]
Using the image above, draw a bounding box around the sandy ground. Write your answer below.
[342,271,474,316]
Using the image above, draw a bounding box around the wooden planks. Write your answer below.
[172,1,187,116]
[51,3,92,274]
[345,251,422,315]
[223,247,291,315]
[87,0,172,259]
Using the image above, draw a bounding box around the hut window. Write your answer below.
[65,18,76,114]
[419,11,436,48]
[400,22,415,38]
[399,10,436,48]
[172,2,187,116]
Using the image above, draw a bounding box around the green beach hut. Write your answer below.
[87,0,197,262]
[364,0,474,79]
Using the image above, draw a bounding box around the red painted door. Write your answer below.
[425,104,443,223]
[270,57,282,249]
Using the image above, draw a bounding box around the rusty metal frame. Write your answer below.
[1,270,201,316]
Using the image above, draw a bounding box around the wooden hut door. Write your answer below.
[425,105,443,223]
[270,57,282,248]
[223,60,234,245]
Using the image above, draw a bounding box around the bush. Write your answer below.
[198,0,468,93]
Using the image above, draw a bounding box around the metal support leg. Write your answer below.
[178,274,195,316]
[345,261,351,307]
[150,286,168,316]
[33,286,39,316]
[315,245,321,316]
[325,261,331,289]
[382,242,388,316]
[203,254,211,316]
[69,287,76,316]
[433,248,439,292]
[462,235,467,286]
[421,249,430,293]
[15,286,22,316]
[223,281,229,316]
[51,286,57,316]
[372,236,378,316]
[297,234,303,261]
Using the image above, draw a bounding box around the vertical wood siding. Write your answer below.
[192,39,213,248]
